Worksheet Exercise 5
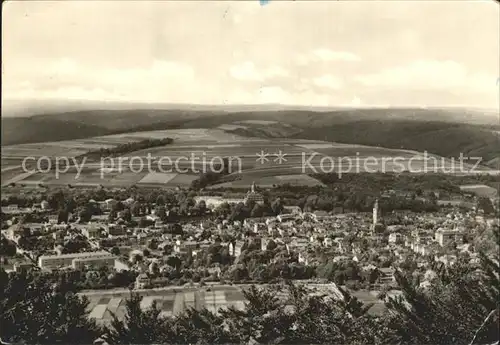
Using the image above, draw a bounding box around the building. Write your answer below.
[174,240,198,254]
[72,256,116,270]
[373,198,380,226]
[244,182,264,205]
[135,273,150,289]
[323,237,333,247]
[388,233,401,244]
[108,225,126,236]
[435,229,462,247]
[229,240,245,257]
[82,224,101,239]
[14,262,34,273]
[312,210,330,221]
[277,214,295,222]
[286,237,310,253]
[5,224,25,241]
[283,206,302,215]
[193,196,245,209]
[38,251,113,270]
[378,267,396,285]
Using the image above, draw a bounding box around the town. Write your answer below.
[1,173,498,328]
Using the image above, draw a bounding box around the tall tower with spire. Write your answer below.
[373,198,380,226]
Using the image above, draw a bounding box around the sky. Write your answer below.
[2,0,499,109]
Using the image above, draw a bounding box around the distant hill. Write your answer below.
[1,105,498,167]
[292,120,500,164]
[1,109,229,145]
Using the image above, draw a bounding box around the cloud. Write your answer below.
[257,86,292,103]
[5,58,197,102]
[48,58,78,76]
[296,49,361,65]
[5,85,123,102]
[98,60,195,87]
[350,96,362,106]
[230,62,289,81]
[355,60,496,94]
[312,49,361,62]
[312,74,343,89]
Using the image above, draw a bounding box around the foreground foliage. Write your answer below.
[1,251,498,345]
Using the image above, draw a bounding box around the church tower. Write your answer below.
[373,198,380,226]
[245,181,264,205]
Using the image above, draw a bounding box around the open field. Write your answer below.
[80,284,392,325]
[459,184,499,198]
[3,128,495,190]
[81,286,246,325]
[209,174,325,189]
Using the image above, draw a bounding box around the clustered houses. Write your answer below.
[1,183,498,296]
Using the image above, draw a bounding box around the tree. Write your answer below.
[167,223,183,236]
[0,237,17,257]
[57,208,69,224]
[477,197,495,215]
[130,202,140,217]
[156,195,165,206]
[166,256,182,271]
[155,206,167,220]
[110,246,121,256]
[48,190,65,210]
[385,253,499,345]
[271,198,284,215]
[78,205,93,223]
[107,293,166,344]
[250,204,264,218]
[266,239,277,251]
[121,209,132,223]
[108,209,117,222]
[197,200,207,214]
[138,217,154,228]
[0,270,101,344]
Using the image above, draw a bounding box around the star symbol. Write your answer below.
[256,150,270,164]
[273,150,287,164]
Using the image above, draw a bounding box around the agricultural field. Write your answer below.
[81,286,246,325]
[208,174,325,189]
[99,128,254,144]
[459,184,499,198]
[80,284,393,325]
[2,128,492,190]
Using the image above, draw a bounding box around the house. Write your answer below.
[323,237,333,247]
[286,237,309,253]
[284,206,302,215]
[388,233,401,244]
[312,211,330,222]
[378,267,396,285]
[298,251,310,265]
[135,273,150,289]
[435,229,462,247]
[40,200,50,210]
[14,262,34,273]
[229,240,245,257]
[5,224,26,241]
[174,240,198,254]
[82,224,102,239]
[108,225,126,236]
[277,214,295,222]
